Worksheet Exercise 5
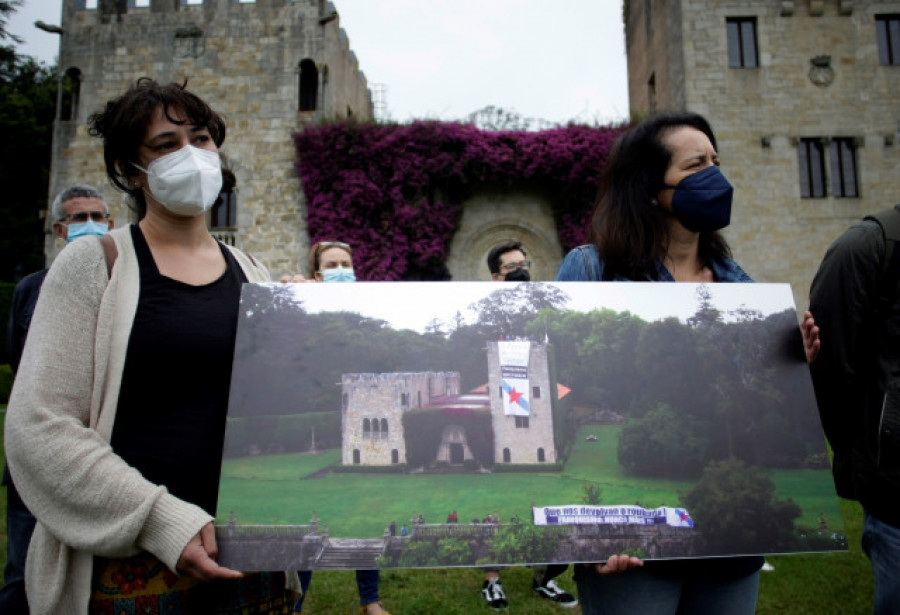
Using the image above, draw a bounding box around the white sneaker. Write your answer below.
[533,578,578,608]
[481,578,508,610]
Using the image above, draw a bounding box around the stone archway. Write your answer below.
[445,187,565,282]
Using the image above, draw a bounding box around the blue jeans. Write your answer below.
[862,509,900,615]
[293,569,380,611]
[0,479,37,615]
[573,564,759,615]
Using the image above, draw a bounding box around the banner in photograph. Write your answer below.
[533,504,695,528]
[499,340,530,416]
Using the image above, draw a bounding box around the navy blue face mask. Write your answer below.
[664,165,733,233]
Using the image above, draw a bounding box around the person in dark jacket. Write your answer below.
[0,184,112,615]
[809,206,900,615]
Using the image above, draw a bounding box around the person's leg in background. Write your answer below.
[862,509,900,615]
[356,569,390,614]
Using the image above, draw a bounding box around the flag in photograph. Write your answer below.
[499,341,530,416]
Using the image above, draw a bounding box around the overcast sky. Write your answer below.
[285,282,797,335]
[6,0,630,126]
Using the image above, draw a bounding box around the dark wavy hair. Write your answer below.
[88,78,226,219]
[588,112,731,279]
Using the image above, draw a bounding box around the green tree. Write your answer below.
[468,283,569,339]
[680,458,802,554]
[0,20,58,281]
[617,402,709,479]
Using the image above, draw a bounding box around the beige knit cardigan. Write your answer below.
[5,225,295,614]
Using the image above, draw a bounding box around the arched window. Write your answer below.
[502,448,511,463]
[353,449,360,464]
[381,418,388,433]
[391,449,399,464]
[60,67,82,122]
[537,448,545,463]
[299,59,318,111]
[363,418,370,435]
[373,419,380,434]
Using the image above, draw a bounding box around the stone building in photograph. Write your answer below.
[624,0,900,309]
[47,0,372,273]
[341,341,561,468]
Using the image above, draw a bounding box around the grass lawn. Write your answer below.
[1,408,874,613]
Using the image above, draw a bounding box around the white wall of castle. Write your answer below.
[47,0,372,277]
[341,371,459,466]
[487,342,557,464]
[626,0,900,312]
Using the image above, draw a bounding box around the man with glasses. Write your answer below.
[487,241,531,282]
[0,185,112,614]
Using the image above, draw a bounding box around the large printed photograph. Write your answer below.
[215,281,846,570]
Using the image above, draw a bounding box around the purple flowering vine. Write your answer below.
[294,121,627,281]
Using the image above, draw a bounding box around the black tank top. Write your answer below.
[112,224,247,515]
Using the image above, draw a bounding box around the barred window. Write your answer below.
[876,14,900,66]
[829,139,859,198]
[726,17,758,68]
[798,139,826,198]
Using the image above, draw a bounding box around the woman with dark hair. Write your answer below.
[557,112,760,613]
[5,78,298,614]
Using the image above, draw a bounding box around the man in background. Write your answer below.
[0,185,112,614]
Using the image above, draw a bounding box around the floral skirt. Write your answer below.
[89,552,293,614]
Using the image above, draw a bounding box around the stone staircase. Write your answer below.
[313,538,385,569]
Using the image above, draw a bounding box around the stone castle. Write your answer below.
[341,341,558,468]
[625,0,900,309]
[47,0,372,275]
[44,1,899,298]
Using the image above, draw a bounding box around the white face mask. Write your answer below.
[134,145,223,217]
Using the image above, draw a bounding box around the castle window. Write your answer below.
[532,386,541,399]
[353,449,361,464]
[538,448,545,463]
[503,448,511,463]
[60,68,82,122]
[829,139,859,198]
[515,416,530,429]
[211,169,237,228]
[363,418,371,436]
[726,17,758,68]
[342,392,349,411]
[381,418,388,433]
[391,449,399,464]
[798,138,826,198]
[876,14,900,65]
[401,392,409,408]
[299,59,318,112]
[372,419,380,434]
[417,391,422,407]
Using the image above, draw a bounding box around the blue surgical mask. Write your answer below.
[321,267,356,283]
[666,165,733,233]
[67,219,109,243]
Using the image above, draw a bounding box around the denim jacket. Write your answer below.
[556,244,753,283]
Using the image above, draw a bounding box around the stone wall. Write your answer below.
[626,0,900,311]
[445,185,565,282]
[48,0,372,277]
[340,371,459,466]
[487,342,557,464]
